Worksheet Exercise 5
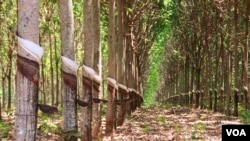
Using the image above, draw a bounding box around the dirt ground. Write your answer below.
[1,105,242,141]
[103,106,242,141]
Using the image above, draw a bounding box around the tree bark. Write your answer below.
[213,10,220,112]
[233,0,240,116]
[242,0,249,110]
[1,77,6,109]
[54,33,60,106]
[106,0,116,135]
[82,0,94,140]
[92,0,102,137]
[14,0,40,140]
[49,34,55,105]
[220,27,225,113]
[0,77,2,120]
[116,0,127,127]
[225,13,232,116]
[7,32,13,109]
[59,0,77,140]
[41,58,46,104]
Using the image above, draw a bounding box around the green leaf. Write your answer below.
[125,7,133,13]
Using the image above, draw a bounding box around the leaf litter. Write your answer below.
[1,106,242,141]
[103,106,242,141]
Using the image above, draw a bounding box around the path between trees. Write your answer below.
[103,106,242,141]
[1,105,242,141]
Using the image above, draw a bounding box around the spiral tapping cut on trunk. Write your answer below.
[82,76,92,90]
[62,71,77,91]
[17,55,39,86]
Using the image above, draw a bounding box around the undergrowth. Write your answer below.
[0,120,12,138]
[239,105,250,124]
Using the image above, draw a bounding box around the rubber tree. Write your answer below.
[116,0,127,126]
[14,0,42,140]
[105,0,116,135]
[82,0,94,140]
[92,0,102,137]
[59,0,78,140]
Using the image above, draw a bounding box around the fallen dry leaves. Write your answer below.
[1,105,243,141]
[103,106,242,141]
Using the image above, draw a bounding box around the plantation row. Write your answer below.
[14,32,144,140]
[167,87,248,117]
[156,0,250,119]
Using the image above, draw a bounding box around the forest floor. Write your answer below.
[0,105,243,141]
[102,105,242,141]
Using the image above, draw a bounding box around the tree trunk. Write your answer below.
[233,0,240,116]
[195,67,201,108]
[54,33,60,106]
[116,0,127,127]
[59,0,77,140]
[2,75,6,108]
[0,32,3,117]
[49,34,54,105]
[82,0,94,140]
[242,0,249,110]
[225,21,232,116]
[41,58,46,104]
[106,0,116,135]
[7,64,12,109]
[225,49,231,116]
[190,65,194,107]
[184,55,190,106]
[220,29,225,113]
[214,10,220,112]
[234,89,239,116]
[14,0,40,140]
[92,0,102,137]
[7,32,13,109]
[0,97,1,120]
